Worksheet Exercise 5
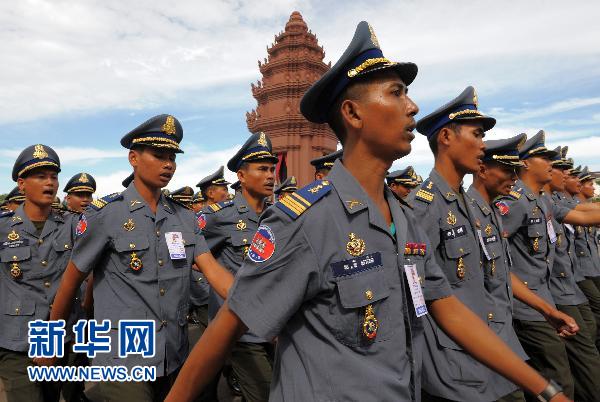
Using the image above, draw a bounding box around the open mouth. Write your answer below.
[42,189,54,196]
[159,173,173,180]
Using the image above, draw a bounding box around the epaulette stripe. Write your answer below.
[509,191,521,199]
[415,189,434,203]
[280,197,305,215]
[209,204,220,212]
[289,192,311,208]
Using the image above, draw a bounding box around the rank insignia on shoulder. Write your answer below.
[509,190,522,199]
[207,200,233,213]
[414,189,434,203]
[275,179,332,220]
[89,192,123,211]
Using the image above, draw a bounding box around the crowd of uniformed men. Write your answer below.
[1,20,600,402]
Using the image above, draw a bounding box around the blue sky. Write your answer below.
[1,0,599,196]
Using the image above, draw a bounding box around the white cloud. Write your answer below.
[1,0,599,124]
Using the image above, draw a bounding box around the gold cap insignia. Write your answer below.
[473,89,478,107]
[162,116,177,135]
[33,144,48,159]
[290,177,296,185]
[346,232,366,257]
[368,23,380,48]
[258,132,267,147]
[79,173,89,183]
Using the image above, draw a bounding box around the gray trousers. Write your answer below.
[578,277,600,350]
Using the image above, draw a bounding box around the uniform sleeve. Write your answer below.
[412,200,441,252]
[553,199,574,223]
[227,209,322,340]
[420,228,452,301]
[71,210,110,274]
[201,212,228,253]
[496,197,527,236]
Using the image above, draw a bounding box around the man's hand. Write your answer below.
[543,309,579,337]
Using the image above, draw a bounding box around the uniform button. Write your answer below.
[49,304,53,309]
[129,243,136,249]
[156,230,160,237]
[560,272,566,277]
[365,290,373,300]
[459,248,464,253]
[64,244,70,250]
[15,308,20,315]
[12,255,17,261]
[487,313,494,320]
[568,251,571,255]
[158,259,164,266]
[479,261,483,266]
[38,239,43,245]
[41,260,48,266]
[197,277,202,282]
[44,281,51,288]
[243,238,247,243]
[524,281,528,287]
[160,289,165,296]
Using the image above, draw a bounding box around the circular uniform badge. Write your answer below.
[197,213,206,230]
[495,201,510,216]
[248,225,276,263]
[76,214,88,236]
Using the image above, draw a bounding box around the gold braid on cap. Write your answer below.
[348,57,391,78]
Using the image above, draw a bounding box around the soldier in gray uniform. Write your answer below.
[63,173,96,213]
[0,144,82,402]
[191,191,206,214]
[497,131,600,400]
[167,21,569,402]
[273,176,297,201]
[572,166,600,349]
[39,115,234,402]
[230,181,241,194]
[414,87,534,402]
[2,187,26,212]
[198,131,278,402]
[310,149,342,180]
[386,166,419,200]
[197,166,231,207]
[169,186,195,210]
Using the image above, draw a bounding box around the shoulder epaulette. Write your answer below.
[509,189,522,199]
[89,192,123,211]
[414,180,436,204]
[207,200,234,213]
[275,179,332,219]
[0,210,14,218]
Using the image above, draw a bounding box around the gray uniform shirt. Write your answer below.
[228,161,451,402]
[466,186,527,360]
[549,192,586,305]
[0,205,80,351]
[201,192,267,343]
[574,199,600,279]
[496,181,570,321]
[190,270,209,307]
[412,170,516,401]
[71,183,209,376]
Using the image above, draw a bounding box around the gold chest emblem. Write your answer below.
[532,237,540,252]
[346,233,366,257]
[236,220,247,231]
[123,218,136,231]
[484,224,493,237]
[447,211,457,226]
[7,230,19,241]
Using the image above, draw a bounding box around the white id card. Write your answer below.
[165,232,186,259]
[477,229,491,260]
[404,264,428,317]
[547,219,557,244]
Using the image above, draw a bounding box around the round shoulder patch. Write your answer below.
[495,201,510,216]
[76,214,88,236]
[197,213,206,230]
[248,225,276,263]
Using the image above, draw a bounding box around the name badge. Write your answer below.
[330,252,382,278]
[528,217,542,225]
[404,264,428,317]
[165,232,186,260]
[1,239,29,249]
[547,219,557,244]
[442,225,467,240]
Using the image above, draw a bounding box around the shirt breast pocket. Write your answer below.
[113,236,150,274]
[332,266,394,347]
[172,231,196,270]
[230,232,251,262]
[442,236,473,285]
[527,224,547,256]
[0,246,31,278]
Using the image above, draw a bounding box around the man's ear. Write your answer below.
[437,126,456,149]
[129,149,139,168]
[522,159,530,171]
[340,98,363,131]
[17,177,25,194]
